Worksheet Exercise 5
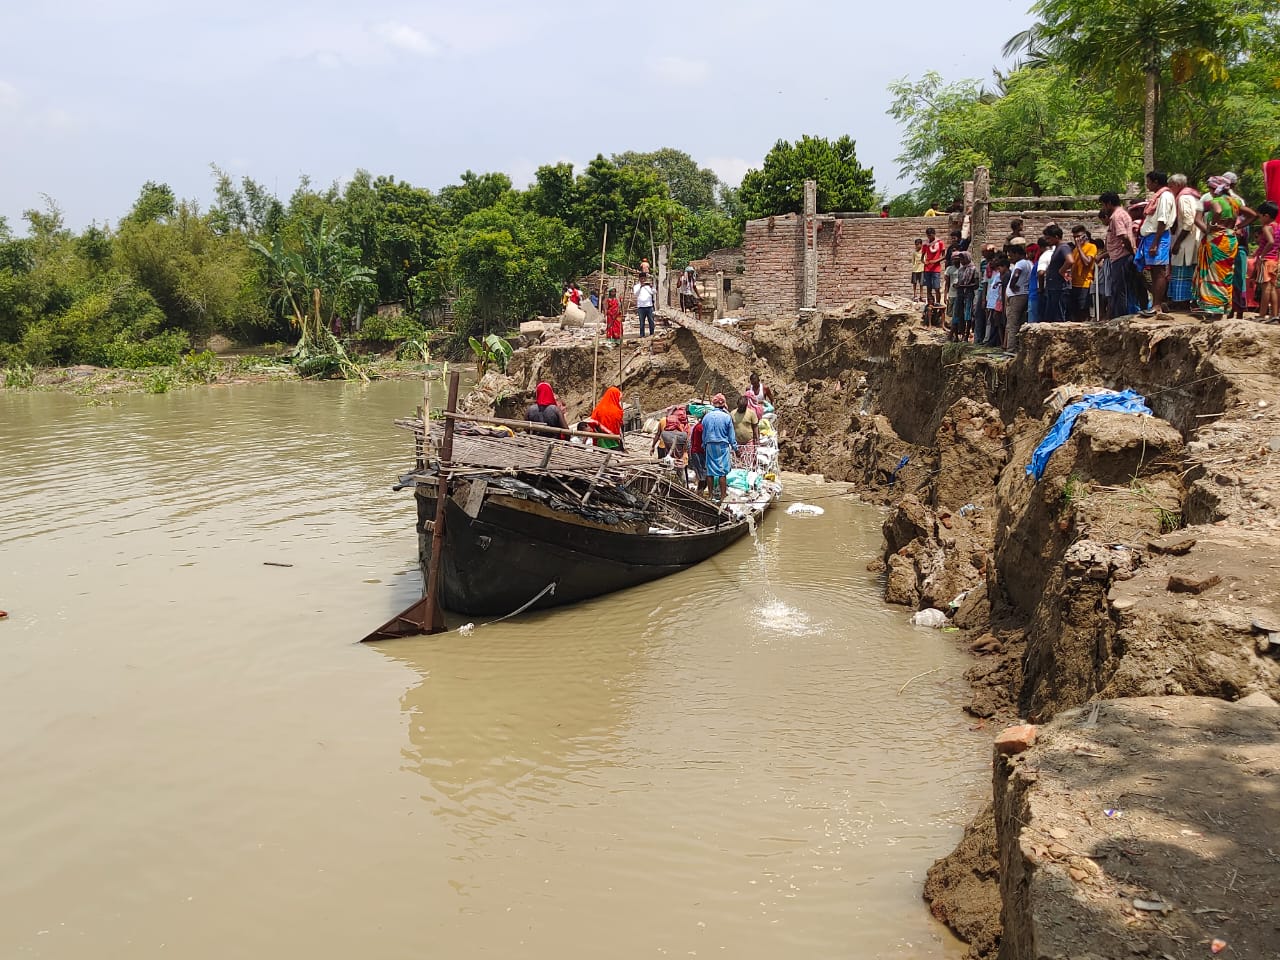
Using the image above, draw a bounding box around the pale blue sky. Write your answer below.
[1,0,1034,231]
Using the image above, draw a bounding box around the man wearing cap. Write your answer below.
[699,394,738,504]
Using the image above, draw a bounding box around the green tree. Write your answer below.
[887,68,1141,204]
[209,166,285,236]
[115,202,268,340]
[126,181,177,225]
[613,148,721,213]
[439,171,513,223]
[739,135,876,218]
[1006,0,1271,172]
[525,163,577,223]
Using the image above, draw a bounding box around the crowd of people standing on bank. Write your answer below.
[911,166,1280,351]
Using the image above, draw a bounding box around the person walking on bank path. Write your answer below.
[634,275,656,337]
[604,288,622,342]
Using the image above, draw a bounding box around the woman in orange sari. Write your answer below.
[589,386,625,450]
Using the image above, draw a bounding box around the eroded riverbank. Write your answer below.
[0,382,986,958]
[470,300,1280,958]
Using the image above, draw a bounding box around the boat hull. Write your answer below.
[415,487,755,616]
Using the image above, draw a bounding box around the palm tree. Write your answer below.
[1005,0,1258,172]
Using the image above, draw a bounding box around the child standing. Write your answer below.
[943,253,959,327]
[1254,201,1278,321]
[911,238,924,301]
[984,254,1009,348]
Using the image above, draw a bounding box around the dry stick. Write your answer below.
[898,666,942,695]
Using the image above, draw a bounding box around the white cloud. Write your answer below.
[704,156,754,188]
[649,56,709,86]
[0,80,20,111]
[372,22,439,57]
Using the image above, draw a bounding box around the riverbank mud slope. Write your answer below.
[470,301,1280,959]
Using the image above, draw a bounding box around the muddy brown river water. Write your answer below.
[1,380,986,958]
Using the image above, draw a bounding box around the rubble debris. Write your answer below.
[1167,571,1223,594]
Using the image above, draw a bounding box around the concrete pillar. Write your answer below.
[802,179,818,310]
[657,244,669,309]
[963,180,975,241]
[716,270,725,319]
[971,166,990,255]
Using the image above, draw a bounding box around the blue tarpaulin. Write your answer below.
[1026,389,1153,481]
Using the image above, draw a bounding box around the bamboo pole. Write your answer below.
[592,224,607,405]
[423,371,461,634]
[441,411,621,442]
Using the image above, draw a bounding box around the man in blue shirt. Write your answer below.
[699,393,738,503]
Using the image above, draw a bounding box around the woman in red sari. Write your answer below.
[589,386,625,450]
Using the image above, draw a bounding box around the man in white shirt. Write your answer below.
[1005,243,1033,346]
[1135,170,1175,315]
[634,275,656,336]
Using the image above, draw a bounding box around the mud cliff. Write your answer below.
[471,301,1280,958]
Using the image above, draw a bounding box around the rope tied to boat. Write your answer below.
[457,581,558,634]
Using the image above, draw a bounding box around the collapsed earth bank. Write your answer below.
[468,301,1280,959]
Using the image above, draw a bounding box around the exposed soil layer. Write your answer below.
[997,696,1280,960]
[465,299,1280,959]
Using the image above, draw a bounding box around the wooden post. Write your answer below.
[591,225,608,405]
[423,370,461,634]
[972,166,990,256]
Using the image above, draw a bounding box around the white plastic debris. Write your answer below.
[457,623,475,636]
[948,589,970,609]
[786,503,825,516]
[910,608,948,629]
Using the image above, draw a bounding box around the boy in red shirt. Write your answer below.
[922,227,945,307]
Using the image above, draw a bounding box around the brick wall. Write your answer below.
[742,214,804,315]
[744,211,1105,315]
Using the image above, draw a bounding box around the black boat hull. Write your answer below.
[415,488,755,616]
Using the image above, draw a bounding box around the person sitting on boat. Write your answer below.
[731,394,759,469]
[700,394,737,504]
[589,386,626,451]
[650,405,689,461]
[526,381,566,435]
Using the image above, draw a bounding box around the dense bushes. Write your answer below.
[1,149,749,367]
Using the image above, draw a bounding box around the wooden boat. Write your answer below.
[397,418,777,618]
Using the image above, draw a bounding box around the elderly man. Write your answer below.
[699,393,738,504]
[1168,173,1201,310]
